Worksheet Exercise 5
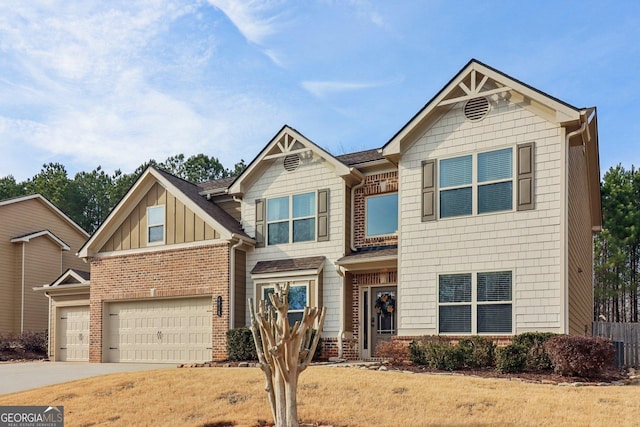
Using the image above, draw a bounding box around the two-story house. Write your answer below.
[0,194,88,338]
[39,59,601,363]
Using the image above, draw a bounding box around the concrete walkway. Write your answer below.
[0,361,175,395]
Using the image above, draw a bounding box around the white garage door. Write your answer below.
[105,297,212,363]
[57,306,90,362]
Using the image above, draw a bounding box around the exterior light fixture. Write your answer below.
[216,296,223,317]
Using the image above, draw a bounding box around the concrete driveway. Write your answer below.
[0,362,175,395]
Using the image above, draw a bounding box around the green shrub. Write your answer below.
[226,328,257,361]
[512,332,556,371]
[424,341,464,371]
[496,344,527,373]
[409,336,451,365]
[458,336,496,368]
[545,335,615,377]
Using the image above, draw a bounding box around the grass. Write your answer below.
[0,366,639,426]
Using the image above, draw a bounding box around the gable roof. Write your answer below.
[34,268,90,293]
[78,166,252,259]
[11,229,71,250]
[228,125,364,196]
[0,194,89,237]
[382,58,586,158]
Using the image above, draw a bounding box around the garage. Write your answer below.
[105,297,213,363]
[57,306,90,362]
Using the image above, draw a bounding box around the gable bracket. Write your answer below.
[439,86,512,106]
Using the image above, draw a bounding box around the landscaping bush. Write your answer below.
[376,339,409,364]
[458,336,496,368]
[0,334,16,352]
[423,341,464,371]
[496,344,527,373]
[226,328,257,361]
[19,331,47,353]
[545,335,615,377]
[408,336,451,365]
[512,332,556,371]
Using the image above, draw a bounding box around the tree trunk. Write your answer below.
[249,283,326,427]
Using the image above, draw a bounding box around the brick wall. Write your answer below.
[353,171,398,248]
[89,243,230,362]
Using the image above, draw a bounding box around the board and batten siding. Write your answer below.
[100,183,219,253]
[397,97,564,335]
[242,156,346,333]
[567,144,595,335]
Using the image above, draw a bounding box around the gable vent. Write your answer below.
[464,97,490,121]
[283,154,300,172]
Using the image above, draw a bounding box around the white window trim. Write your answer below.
[146,205,165,246]
[437,270,514,335]
[266,191,317,245]
[438,146,515,219]
[261,282,309,317]
[364,192,399,238]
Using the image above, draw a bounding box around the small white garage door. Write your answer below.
[57,306,90,362]
[105,297,212,363]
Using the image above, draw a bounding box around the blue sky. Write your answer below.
[0,1,638,181]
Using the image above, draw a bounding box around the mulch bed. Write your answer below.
[0,348,48,363]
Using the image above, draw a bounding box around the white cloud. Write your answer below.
[207,0,284,45]
[301,77,402,99]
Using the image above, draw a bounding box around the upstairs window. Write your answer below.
[147,205,165,244]
[267,192,316,245]
[366,193,398,237]
[439,148,513,218]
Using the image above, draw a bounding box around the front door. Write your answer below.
[365,286,397,358]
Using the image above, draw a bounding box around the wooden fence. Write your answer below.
[593,321,640,367]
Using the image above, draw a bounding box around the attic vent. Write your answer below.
[283,154,300,172]
[464,97,490,121]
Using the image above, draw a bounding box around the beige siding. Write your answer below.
[567,145,594,335]
[21,238,59,332]
[217,200,241,222]
[100,183,219,253]
[398,99,564,334]
[242,155,347,333]
[0,197,87,335]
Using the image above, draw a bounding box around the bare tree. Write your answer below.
[249,283,326,427]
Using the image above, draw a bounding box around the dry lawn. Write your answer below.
[0,366,638,427]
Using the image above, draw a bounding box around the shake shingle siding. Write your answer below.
[398,98,564,334]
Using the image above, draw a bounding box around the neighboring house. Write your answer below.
[0,194,88,337]
[41,59,601,363]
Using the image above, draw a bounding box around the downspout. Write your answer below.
[229,236,245,329]
[563,112,588,334]
[335,265,346,359]
[20,242,25,334]
[45,292,52,359]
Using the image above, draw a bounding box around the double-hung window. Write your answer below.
[262,283,308,324]
[438,271,512,334]
[267,192,316,245]
[439,148,513,218]
[147,205,165,244]
[366,192,398,237]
